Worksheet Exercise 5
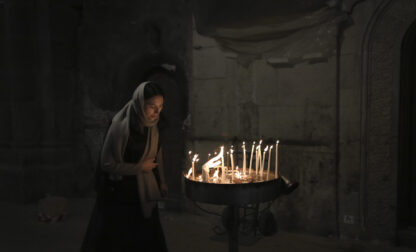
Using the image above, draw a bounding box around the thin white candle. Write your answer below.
[255,145,260,175]
[192,161,195,179]
[221,146,225,182]
[188,151,192,179]
[267,145,273,180]
[242,142,246,175]
[249,141,255,175]
[226,151,230,179]
[261,146,268,178]
[192,154,198,179]
[258,140,262,175]
[275,140,279,178]
[230,148,235,172]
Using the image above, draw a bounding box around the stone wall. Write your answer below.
[188,0,416,241]
[0,0,85,202]
[1,0,414,243]
[79,0,192,205]
[337,0,382,240]
[189,23,338,236]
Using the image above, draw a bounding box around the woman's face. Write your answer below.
[144,95,164,121]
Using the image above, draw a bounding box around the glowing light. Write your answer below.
[185,139,280,184]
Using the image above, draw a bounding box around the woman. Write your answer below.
[82,81,168,252]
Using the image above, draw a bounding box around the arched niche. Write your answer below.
[361,0,416,240]
[398,18,416,232]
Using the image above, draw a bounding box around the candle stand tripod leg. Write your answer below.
[228,205,240,252]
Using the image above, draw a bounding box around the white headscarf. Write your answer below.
[109,81,163,217]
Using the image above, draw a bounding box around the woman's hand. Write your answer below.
[160,183,168,197]
[140,158,158,173]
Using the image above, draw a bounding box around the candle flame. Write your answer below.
[276,140,279,144]
[264,146,269,152]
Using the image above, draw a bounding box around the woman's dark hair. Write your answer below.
[144,81,164,100]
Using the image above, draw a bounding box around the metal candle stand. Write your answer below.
[184,176,290,252]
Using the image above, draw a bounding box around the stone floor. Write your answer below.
[0,198,414,252]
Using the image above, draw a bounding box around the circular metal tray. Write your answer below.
[184,177,283,205]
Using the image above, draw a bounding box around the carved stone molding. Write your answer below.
[361,0,416,240]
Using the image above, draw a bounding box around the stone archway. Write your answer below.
[398,18,416,232]
[361,0,416,240]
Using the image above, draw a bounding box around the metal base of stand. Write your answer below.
[184,177,284,252]
[228,206,239,252]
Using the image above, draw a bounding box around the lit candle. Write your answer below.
[192,161,194,179]
[192,154,198,179]
[267,145,273,180]
[226,151,230,174]
[221,146,225,182]
[261,146,268,178]
[275,140,279,178]
[242,142,246,175]
[188,151,192,165]
[249,141,255,175]
[230,148,235,173]
[255,145,260,175]
[258,140,263,175]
